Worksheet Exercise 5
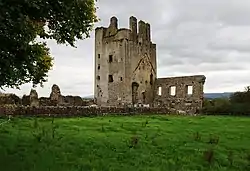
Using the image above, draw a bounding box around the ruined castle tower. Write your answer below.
[94,16,157,106]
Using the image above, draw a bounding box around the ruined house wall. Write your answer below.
[153,75,206,113]
[0,85,88,107]
[94,16,157,107]
[0,93,21,106]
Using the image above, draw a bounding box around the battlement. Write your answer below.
[95,16,152,42]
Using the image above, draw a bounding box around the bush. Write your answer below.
[202,86,250,115]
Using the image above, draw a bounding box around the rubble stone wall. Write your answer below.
[0,106,172,117]
[0,85,91,107]
[153,75,206,114]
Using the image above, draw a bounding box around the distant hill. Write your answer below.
[83,93,234,100]
[204,92,233,99]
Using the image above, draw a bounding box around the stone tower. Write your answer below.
[94,16,157,106]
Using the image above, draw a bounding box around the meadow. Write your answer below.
[0,115,250,171]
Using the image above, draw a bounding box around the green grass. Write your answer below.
[0,115,250,171]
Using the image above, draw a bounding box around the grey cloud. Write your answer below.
[152,0,250,87]
[158,62,246,76]
[165,0,250,27]
[157,48,231,68]
[204,70,250,92]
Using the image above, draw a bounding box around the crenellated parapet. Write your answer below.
[129,16,137,40]
[95,16,153,45]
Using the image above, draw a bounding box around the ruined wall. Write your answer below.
[0,106,172,117]
[153,75,206,113]
[0,93,21,106]
[0,85,89,107]
[94,16,157,107]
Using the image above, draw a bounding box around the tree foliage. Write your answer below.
[229,86,250,104]
[0,0,98,89]
[202,86,250,115]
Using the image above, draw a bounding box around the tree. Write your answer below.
[202,98,231,115]
[230,86,250,104]
[0,0,98,89]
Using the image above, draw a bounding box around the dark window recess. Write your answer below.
[145,80,148,84]
[109,55,113,62]
[108,75,113,82]
[150,73,153,85]
[98,54,100,58]
[97,65,100,70]
[97,76,100,80]
[120,77,123,81]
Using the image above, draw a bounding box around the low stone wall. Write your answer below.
[0,106,171,117]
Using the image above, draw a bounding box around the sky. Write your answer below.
[3,0,250,97]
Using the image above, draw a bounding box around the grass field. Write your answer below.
[0,115,250,171]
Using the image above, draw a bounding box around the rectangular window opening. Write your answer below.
[108,75,113,83]
[120,77,123,81]
[170,86,176,96]
[109,55,113,62]
[150,74,153,85]
[158,87,162,96]
[98,54,100,58]
[97,76,100,80]
[187,85,193,95]
[97,64,100,70]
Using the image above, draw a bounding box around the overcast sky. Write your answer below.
[4,0,250,97]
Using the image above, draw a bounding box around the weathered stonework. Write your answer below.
[50,84,63,105]
[94,16,156,107]
[0,106,172,117]
[63,96,86,106]
[94,16,206,113]
[22,95,30,106]
[0,84,92,107]
[0,93,20,106]
[30,89,39,107]
[153,75,206,113]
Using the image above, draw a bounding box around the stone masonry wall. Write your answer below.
[0,106,172,117]
[0,93,21,106]
[94,16,157,107]
[153,75,206,114]
[0,85,90,107]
